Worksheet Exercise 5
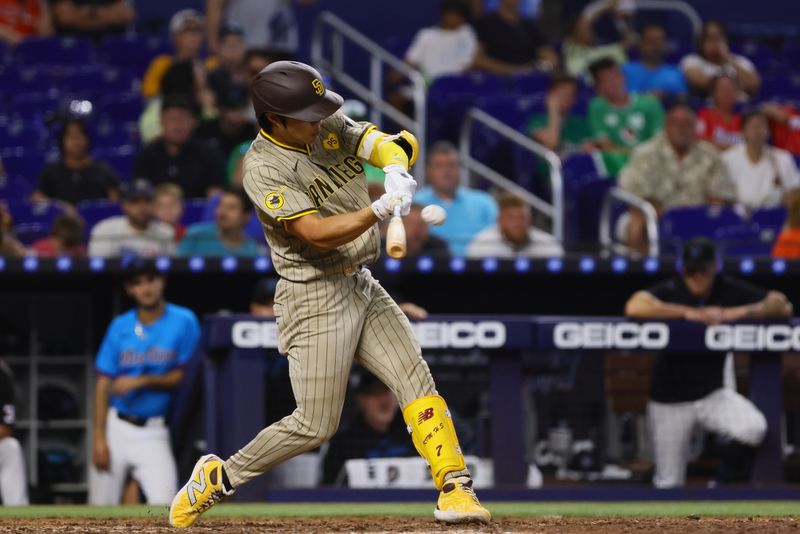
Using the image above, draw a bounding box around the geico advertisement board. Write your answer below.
[231,321,507,349]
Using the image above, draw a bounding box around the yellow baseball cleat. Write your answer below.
[433,477,492,524]
[169,454,233,528]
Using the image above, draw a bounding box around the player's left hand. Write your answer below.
[111,376,147,396]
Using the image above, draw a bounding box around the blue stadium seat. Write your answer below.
[383,36,413,59]
[0,149,46,181]
[714,223,776,257]
[94,146,136,181]
[95,93,144,122]
[562,152,600,179]
[731,42,775,70]
[182,198,209,225]
[7,200,66,227]
[751,206,787,232]
[563,175,615,249]
[61,66,139,96]
[0,121,44,150]
[11,92,63,119]
[0,174,34,201]
[13,223,49,246]
[0,66,55,98]
[90,121,137,150]
[510,72,550,95]
[659,206,743,253]
[77,200,122,237]
[13,37,95,66]
[98,33,169,72]
[760,74,799,99]
[427,73,506,142]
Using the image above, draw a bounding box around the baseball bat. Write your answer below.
[385,206,406,259]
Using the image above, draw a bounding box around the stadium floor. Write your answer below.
[1,502,800,533]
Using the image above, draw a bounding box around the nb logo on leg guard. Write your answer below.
[418,408,435,424]
[187,470,207,506]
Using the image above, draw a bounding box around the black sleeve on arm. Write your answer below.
[203,147,227,188]
[644,278,678,302]
[722,276,770,306]
[525,19,546,52]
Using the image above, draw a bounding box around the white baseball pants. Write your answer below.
[648,388,767,488]
[88,408,177,505]
[0,436,28,505]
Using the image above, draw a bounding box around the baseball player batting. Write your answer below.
[169,61,490,527]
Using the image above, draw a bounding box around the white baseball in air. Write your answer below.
[421,204,447,226]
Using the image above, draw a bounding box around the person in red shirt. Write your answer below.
[31,213,86,257]
[764,103,800,156]
[0,0,53,44]
[696,74,742,151]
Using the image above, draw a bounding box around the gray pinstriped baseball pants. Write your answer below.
[224,268,437,487]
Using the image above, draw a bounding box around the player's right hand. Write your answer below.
[93,436,110,471]
[371,190,412,220]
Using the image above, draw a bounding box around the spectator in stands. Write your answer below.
[697,75,742,151]
[153,183,186,242]
[414,142,498,256]
[625,237,790,488]
[562,0,634,79]
[619,102,734,253]
[588,58,664,176]
[207,24,248,105]
[0,360,28,505]
[0,203,25,257]
[49,0,133,40]
[226,141,250,186]
[177,186,261,257]
[764,102,800,156]
[526,72,591,154]
[140,60,218,144]
[623,24,687,99]
[133,96,225,198]
[196,89,256,161]
[467,192,563,258]
[404,0,477,83]
[0,0,53,45]
[250,278,276,317]
[401,204,450,259]
[322,371,415,486]
[723,111,800,210]
[772,190,800,259]
[206,0,316,55]
[30,213,86,257]
[472,0,558,75]
[88,179,175,257]
[142,9,207,100]
[680,20,760,98]
[32,119,119,205]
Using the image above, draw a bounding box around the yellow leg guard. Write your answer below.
[402,395,466,490]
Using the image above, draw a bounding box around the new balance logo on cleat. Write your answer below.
[187,470,207,506]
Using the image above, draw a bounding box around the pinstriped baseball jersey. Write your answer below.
[242,111,378,282]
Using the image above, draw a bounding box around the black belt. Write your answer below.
[117,412,150,427]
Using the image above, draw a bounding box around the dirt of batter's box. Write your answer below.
[0,516,798,533]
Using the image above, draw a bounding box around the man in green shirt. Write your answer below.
[588,57,665,176]
[526,72,592,154]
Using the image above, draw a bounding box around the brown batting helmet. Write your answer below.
[251,61,343,122]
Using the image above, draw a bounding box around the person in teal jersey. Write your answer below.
[89,258,200,506]
[414,142,498,256]
[178,186,263,257]
[588,57,665,176]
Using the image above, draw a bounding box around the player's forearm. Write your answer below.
[744,292,793,319]
[93,376,111,438]
[141,369,184,390]
[288,208,379,251]
[625,291,691,319]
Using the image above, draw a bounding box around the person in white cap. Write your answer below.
[142,9,207,99]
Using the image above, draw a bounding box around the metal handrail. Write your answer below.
[311,11,427,181]
[583,0,702,37]
[599,187,659,257]
[459,108,563,242]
